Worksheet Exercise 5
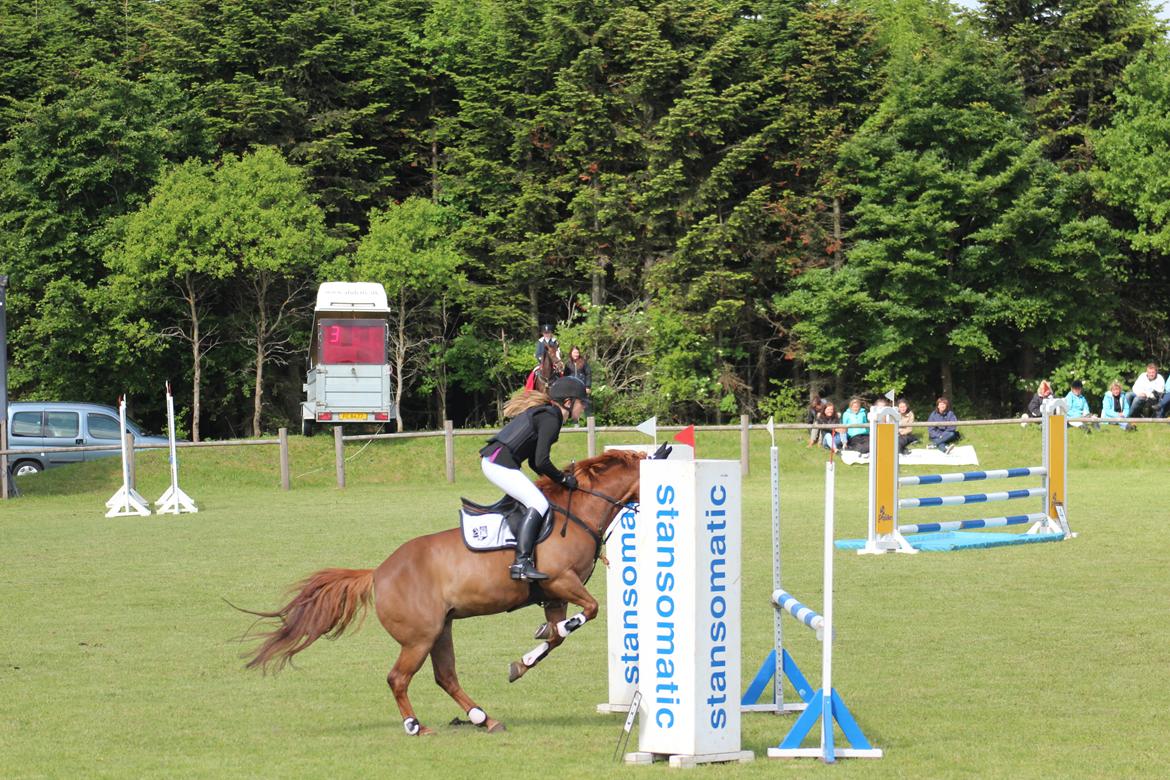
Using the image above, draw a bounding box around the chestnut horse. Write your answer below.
[241,447,657,735]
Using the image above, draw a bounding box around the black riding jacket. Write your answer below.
[480,405,569,485]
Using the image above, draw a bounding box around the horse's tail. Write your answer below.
[241,568,375,673]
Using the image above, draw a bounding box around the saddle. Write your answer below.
[458,495,555,552]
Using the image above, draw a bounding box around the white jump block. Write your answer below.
[598,444,692,714]
[625,749,755,767]
[630,459,749,766]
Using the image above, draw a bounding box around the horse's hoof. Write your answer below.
[508,661,526,683]
[486,720,506,733]
[418,725,436,736]
[534,622,550,640]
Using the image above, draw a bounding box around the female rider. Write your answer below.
[479,376,588,581]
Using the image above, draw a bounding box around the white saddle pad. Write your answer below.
[460,510,516,551]
[839,445,980,467]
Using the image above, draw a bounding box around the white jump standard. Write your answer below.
[767,460,882,762]
[105,395,151,518]
[741,421,811,715]
[155,381,197,515]
[855,400,1074,554]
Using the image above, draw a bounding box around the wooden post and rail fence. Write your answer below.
[1,415,1165,499]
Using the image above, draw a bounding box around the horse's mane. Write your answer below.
[535,449,643,491]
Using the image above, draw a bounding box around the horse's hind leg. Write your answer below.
[432,619,506,733]
[388,642,436,736]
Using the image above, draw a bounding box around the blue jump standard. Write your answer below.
[742,648,814,706]
[835,530,1066,553]
[744,651,880,762]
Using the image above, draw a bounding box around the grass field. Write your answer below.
[2,424,1168,778]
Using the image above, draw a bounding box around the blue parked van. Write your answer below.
[5,402,169,476]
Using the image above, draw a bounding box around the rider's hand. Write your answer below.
[561,472,579,490]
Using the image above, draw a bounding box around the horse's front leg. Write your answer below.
[509,601,566,682]
[508,573,599,682]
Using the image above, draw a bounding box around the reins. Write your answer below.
[546,478,638,562]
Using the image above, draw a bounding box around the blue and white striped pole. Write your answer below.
[772,589,826,640]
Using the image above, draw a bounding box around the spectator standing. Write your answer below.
[842,397,870,454]
[1127,363,1167,418]
[1064,380,1096,429]
[927,396,961,453]
[896,398,920,454]
[1101,381,1131,430]
[563,346,592,413]
[816,402,846,450]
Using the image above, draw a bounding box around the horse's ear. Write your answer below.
[649,443,672,460]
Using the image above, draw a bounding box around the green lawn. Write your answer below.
[1,425,1167,778]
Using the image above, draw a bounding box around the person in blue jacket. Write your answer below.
[927,396,961,453]
[1063,380,1095,429]
[842,397,870,453]
[1101,380,1131,430]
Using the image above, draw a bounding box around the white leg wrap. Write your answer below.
[522,642,550,667]
[468,707,487,725]
[556,613,588,638]
[403,717,420,735]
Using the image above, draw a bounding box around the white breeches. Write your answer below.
[481,457,549,515]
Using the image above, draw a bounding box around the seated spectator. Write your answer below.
[1101,381,1131,430]
[842,397,870,454]
[804,395,827,447]
[1021,380,1053,424]
[1126,363,1167,418]
[927,396,961,453]
[1063,380,1095,429]
[816,401,846,451]
[896,398,920,454]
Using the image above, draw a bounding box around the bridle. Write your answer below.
[547,466,641,561]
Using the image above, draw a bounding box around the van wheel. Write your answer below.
[12,460,43,477]
[301,419,314,437]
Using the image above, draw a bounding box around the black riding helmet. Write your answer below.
[549,376,587,404]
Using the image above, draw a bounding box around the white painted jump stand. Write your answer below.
[624,458,754,768]
[155,382,197,515]
[742,418,816,715]
[105,396,151,518]
[768,460,882,762]
[597,443,692,714]
[861,399,1074,554]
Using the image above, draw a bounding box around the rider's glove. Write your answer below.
[561,472,579,490]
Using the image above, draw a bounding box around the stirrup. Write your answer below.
[510,559,548,581]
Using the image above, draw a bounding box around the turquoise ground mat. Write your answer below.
[835,531,1066,552]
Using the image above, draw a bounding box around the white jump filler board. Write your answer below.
[626,459,753,767]
[599,444,693,714]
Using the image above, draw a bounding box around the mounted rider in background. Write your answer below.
[479,376,589,581]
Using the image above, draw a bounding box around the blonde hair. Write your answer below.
[503,388,553,418]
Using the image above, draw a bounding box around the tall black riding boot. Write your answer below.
[510,507,549,581]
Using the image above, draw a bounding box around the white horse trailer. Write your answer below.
[301,282,395,436]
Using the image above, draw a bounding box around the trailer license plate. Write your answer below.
[339,413,368,421]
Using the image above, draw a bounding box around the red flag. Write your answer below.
[673,424,696,450]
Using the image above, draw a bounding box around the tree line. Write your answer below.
[1,0,1167,437]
